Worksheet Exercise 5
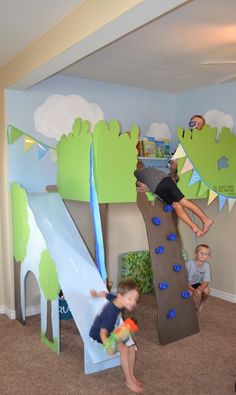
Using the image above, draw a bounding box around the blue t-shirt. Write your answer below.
[185,259,211,285]
[89,293,122,343]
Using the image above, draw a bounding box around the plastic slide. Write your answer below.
[28,192,120,374]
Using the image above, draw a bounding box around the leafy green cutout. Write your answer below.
[177,125,236,199]
[11,183,30,263]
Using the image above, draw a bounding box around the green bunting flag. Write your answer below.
[7,125,23,144]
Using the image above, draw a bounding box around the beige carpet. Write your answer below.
[0,294,235,395]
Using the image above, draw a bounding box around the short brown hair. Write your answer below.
[117,279,140,296]
[195,244,211,254]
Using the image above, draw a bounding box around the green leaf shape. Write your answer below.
[57,118,139,203]
[39,250,60,301]
[92,120,139,203]
[11,183,30,263]
[177,125,236,199]
[57,118,91,201]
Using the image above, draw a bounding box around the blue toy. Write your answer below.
[167,309,176,319]
[181,290,190,299]
[158,282,169,290]
[152,217,161,225]
[172,264,182,272]
[163,204,173,212]
[167,233,177,241]
[155,246,165,254]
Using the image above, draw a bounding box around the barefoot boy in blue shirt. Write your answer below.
[89,279,143,393]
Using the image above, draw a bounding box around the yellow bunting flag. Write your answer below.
[207,189,218,206]
[172,144,186,160]
[228,198,236,213]
[24,136,36,152]
[180,157,193,174]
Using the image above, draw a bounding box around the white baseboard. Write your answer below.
[0,305,5,314]
[0,305,40,319]
[210,288,236,303]
[4,307,16,319]
[1,291,235,320]
[26,305,40,316]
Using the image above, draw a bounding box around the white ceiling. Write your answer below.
[1,0,236,93]
[60,0,236,93]
[0,0,84,67]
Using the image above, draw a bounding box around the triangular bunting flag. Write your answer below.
[180,157,193,174]
[24,136,36,152]
[172,144,186,160]
[50,148,57,164]
[197,181,209,197]
[207,190,218,206]
[37,143,49,159]
[228,198,236,213]
[7,125,23,144]
[218,195,227,211]
[189,169,201,186]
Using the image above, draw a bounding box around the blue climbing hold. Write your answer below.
[163,204,173,212]
[167,309,176,319]
[158,282,169,290]
[167,233,177,241]
[152,217,161,225]
[181,290,190,299]
[155,246,165,254]
[173,264,182,272]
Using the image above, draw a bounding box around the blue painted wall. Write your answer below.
[175,81,236,134]
[7,74,175,191]
[7,73,236,193]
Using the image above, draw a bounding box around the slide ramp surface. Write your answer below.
[28,192,120,373]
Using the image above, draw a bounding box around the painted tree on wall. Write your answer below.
[11,183,30,323]
[39,249,60,351]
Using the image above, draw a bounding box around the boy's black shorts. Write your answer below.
[192,283,201,289]
[154,177,184,205]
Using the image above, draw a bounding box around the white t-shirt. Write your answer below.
[185,259,211,285]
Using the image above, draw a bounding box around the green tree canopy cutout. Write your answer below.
[11,183,30,263]
[177,125,236,199]
[57,118,91,201]
[57,118,139,203]
[39,250,60,300]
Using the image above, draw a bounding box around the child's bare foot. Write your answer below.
[203,219,213,234]
[192,227,204,237]
[133,377,143,388]
[126,381,144,393]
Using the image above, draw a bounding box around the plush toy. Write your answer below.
[103,318,138,353]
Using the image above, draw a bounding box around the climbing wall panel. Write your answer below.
[137,192,199,345]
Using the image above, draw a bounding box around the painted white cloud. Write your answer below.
[204,109,234,136]
[34,94,104,141]
[146,123,172,141]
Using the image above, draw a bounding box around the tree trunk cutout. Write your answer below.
[45,299,53,343]
[137,192,199,345]
[14,259,25,325]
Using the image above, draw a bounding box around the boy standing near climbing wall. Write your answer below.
[186,244,211,312]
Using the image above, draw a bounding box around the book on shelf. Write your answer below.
[137,136,170,158]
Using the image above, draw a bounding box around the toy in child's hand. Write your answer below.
[103,318,139,353]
